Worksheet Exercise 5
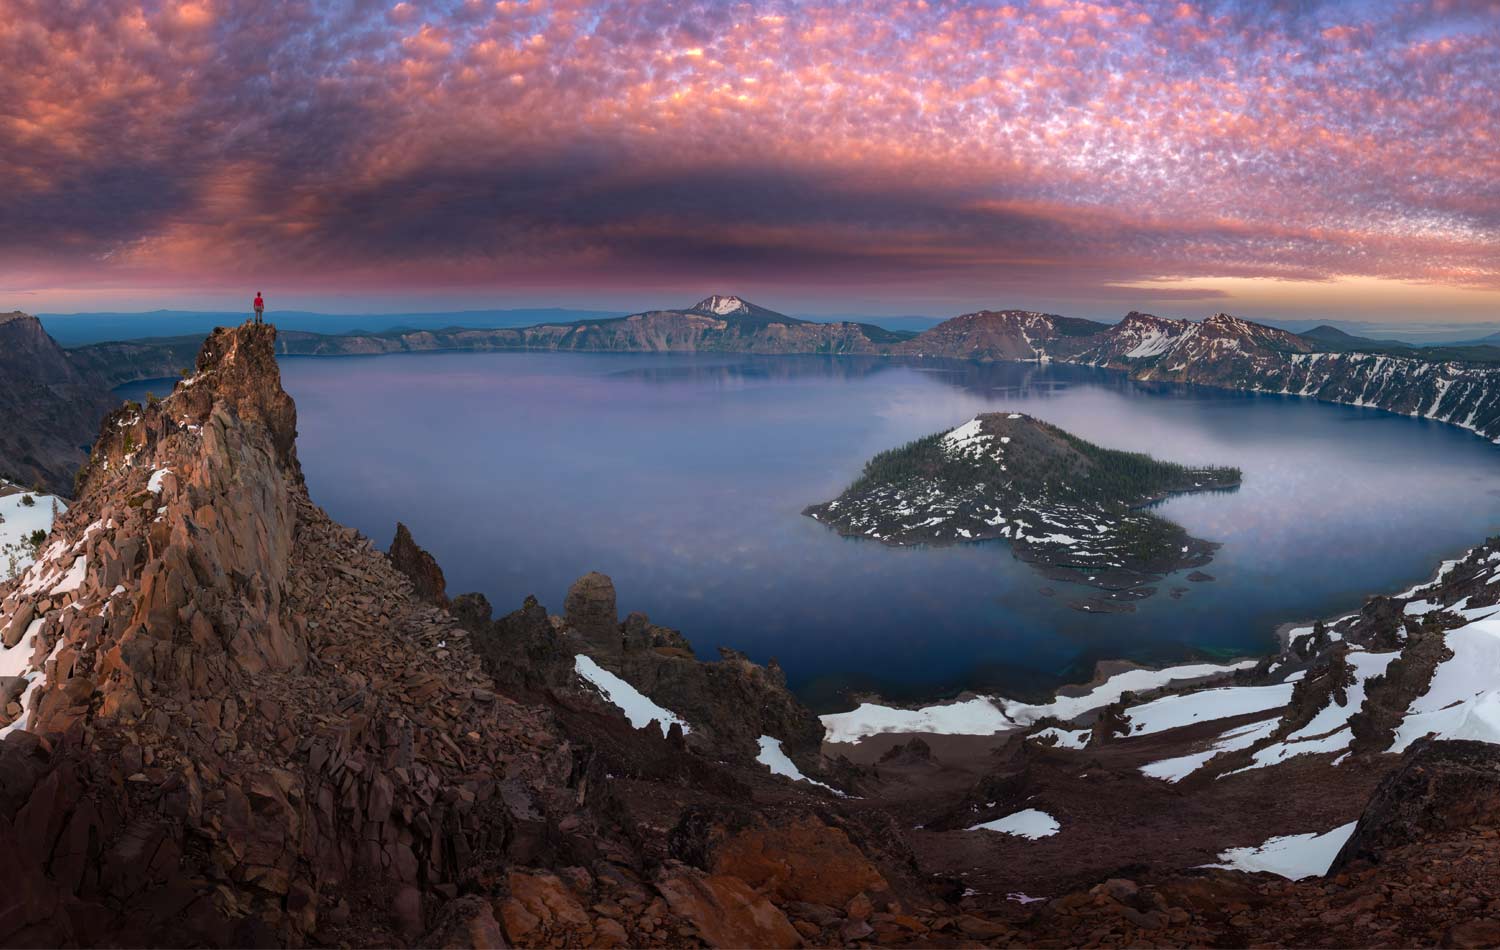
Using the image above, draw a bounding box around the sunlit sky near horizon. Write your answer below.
[2,0,1497,322]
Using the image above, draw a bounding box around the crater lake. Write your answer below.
[117,351,1500,711]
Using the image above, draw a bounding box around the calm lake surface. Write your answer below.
[119,353,1500,711]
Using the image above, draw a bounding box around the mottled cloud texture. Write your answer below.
[2,0,1497,312]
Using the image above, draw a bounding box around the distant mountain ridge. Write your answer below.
[890,309,1108,361]
[46,296,1500,447]
[1299,325,1415,350]
[37,307,629,347]
[66,296,914,384]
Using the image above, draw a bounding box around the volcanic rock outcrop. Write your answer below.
[388,521,449,607]
[452,568,831,773]
[0,323,599,944]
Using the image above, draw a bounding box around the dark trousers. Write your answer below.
[254,307,264,324]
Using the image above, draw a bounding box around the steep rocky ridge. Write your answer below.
[0,323,591,944]
[0,312,115,495]
[388,522,449,608]
[395,560,833,779]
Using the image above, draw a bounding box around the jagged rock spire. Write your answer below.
[0,319,589,944]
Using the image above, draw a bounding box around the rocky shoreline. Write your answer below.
[819,531,1496,752]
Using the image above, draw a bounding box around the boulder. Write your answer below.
[423,895,508,949]
[498,870,593,945]
[671,806,890,908]
[655,864,802,949]
[2,602,34,649]
[563,573,619,650]
[449,592,494,630]
[877,736,934,765]
[714,815,891,907]
[1333,738,1500,869]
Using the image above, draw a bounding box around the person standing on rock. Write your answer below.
[253,291,265,324]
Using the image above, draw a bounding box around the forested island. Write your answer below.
[805,413,1241,609]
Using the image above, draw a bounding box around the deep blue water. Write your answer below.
[117,353,1500,711]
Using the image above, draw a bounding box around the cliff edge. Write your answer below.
[0,312,115,496]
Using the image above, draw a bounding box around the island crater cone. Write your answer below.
[804,411,1240,606]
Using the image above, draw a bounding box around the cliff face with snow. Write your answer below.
[895,308,1500,444]
[1067,312,1500,442]
[0,312,115,495]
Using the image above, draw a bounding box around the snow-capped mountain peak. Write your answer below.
[694,295,750,316]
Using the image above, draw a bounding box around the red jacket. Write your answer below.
[254,295,264,308]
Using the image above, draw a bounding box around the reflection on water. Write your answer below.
[117,352,1500,711]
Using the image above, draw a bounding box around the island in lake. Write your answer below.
[804,413,1241,610]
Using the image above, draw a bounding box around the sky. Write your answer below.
[2,0,1498,323]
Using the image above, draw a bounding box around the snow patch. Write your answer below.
[0,486,65,579]
[697,295,748,315]
[1208,822,1356,881]
[822,696,1013,743]
[1029,727,1090,750]
[756,736,843,794]
[1000,660,1259,729]
[574,655,690,737]
[1124,682,1295,736]
[1390,616,1500,752]
[942,418,991,455]
[821,659,1257,742]
[50,556,86,595]
[969,808,1060,839]
[1140,718,1279,783]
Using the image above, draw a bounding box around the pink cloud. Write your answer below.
[0,0,1494,311]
